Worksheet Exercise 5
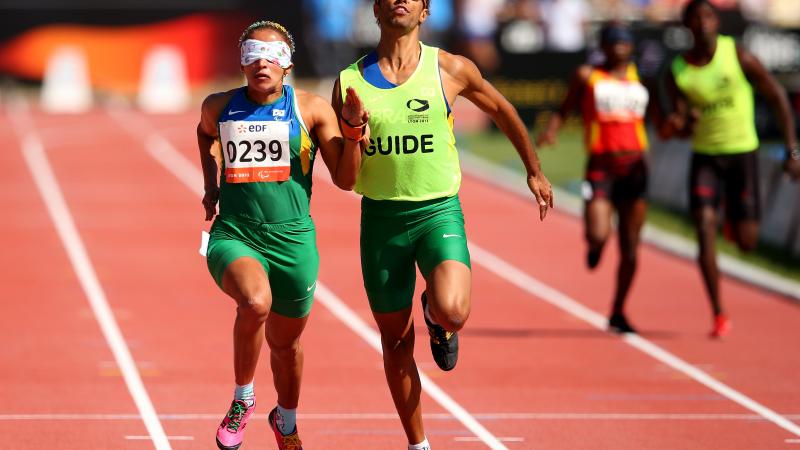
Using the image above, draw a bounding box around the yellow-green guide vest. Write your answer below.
[672,35,759,154]
[339,43,460,201]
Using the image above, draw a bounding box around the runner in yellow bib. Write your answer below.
[333,1,553,448]
[662,0,800,338]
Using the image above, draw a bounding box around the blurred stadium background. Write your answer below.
[1,0,799,281]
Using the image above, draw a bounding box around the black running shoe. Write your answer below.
[608,314,637,334]
[587,247,602,270]
[421,292,459,371]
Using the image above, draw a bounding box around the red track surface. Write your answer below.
[2,106,799,449]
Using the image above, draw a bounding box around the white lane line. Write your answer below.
[125,436,194,441]
[1,412,799,421]
[7,101,172,450]
[144,134,205,197]
[455,437,524,442]
[468,242,800,438]
[107,107,509,450]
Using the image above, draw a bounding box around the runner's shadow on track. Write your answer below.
[458,327,681,340]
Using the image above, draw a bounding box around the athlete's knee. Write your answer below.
[437,307,469,332]
[430,294,470,332]
[733,221,758,252]
[586,224,609,251]
[585,228,609,248]
[236,293,271,323]
[268,336,301,360]
[693,208,717,231]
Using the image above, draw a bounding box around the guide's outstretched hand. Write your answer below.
[528,172,554,221]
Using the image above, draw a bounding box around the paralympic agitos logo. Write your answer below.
[406,99,430,112]
[406,98,430,124]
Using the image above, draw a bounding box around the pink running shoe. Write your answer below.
[268,407,303,450]
[216,398,255,450]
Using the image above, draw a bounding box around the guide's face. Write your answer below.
[685,3,719,43]
[374,0,428,31]
[241,29,293,92]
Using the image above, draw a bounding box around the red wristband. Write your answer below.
[340,118,366,141]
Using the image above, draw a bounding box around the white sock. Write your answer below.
[409,438,430,450]
[276,404,296,435]
[234,382,254,407]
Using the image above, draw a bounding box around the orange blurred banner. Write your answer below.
[0,13,248,94]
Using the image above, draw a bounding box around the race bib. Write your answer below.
[593,80,648,122]
[219,120,290,183]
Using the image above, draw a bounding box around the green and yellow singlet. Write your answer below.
[217,85,317,223]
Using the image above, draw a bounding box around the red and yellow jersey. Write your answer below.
[581,64,649,154]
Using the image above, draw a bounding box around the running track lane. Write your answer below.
[0,108,159,448]
[139,110,800,449]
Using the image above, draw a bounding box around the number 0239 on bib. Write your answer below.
[220,120,291,183]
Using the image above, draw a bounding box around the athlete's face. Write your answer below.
[603,41,633,65]
[374,0,428,31]
[685,3,719,45]
[241,28,293,93]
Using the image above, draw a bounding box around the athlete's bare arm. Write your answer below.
[438,50,554,219]
[737,45,799,179]
[659,69,696,140]
[197,90,236,221]
[536,65,592,147]
[298,90,363,190]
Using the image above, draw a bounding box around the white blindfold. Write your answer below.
[240,39,292,68]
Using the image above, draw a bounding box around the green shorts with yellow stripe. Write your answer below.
[360,195,471,313]
[206,214,319,318]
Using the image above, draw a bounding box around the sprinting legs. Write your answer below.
[423,261,471,332]
[584,194,646,333]
[266,309,309,410]
[222,257,272,386]
[584,197,613,269]
[215,257,270,449]
[223,257,309,407]
[584,192,647,333]
[216,256,309,448]
[373,307,424,445]
[732,219,759,252]
[692,206,723,317]
[610,199,646,318]
[266,311,308,449]
[692,205,736,337]
[373,259,471,446]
